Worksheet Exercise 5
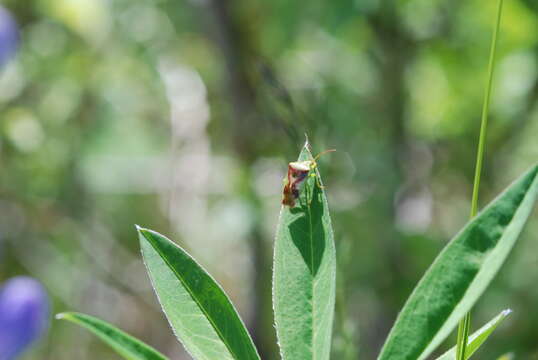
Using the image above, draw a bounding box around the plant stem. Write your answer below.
[456,0,504,359]
[470,0,505,219]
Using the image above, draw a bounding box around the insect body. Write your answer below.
[282,161,312,207]
[282,149,335,207]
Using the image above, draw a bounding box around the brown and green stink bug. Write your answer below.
[282,149,335,207]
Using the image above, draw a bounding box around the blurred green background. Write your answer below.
[1,0,538,359]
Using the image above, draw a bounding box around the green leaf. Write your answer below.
[378,164,538,360]
[272,142,336,360]
[56,312,168,360]
[436,309,512,360]
[138,227,260,360]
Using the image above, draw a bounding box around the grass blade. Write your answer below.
[378,164,538,360]
[138,227,260,360]
[436,309,512,360]
[56,312,168,360]
[272,142,336,360]
[457,0,505,357]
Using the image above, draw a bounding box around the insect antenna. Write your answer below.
[313,149,336,161]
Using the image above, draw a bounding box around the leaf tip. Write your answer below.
[303,133,310,147]
[55,312,71,321]
[136,227,167,251]
[136,225,152,240]
[501,308,513,316]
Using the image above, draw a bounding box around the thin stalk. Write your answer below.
[456,0,504,359]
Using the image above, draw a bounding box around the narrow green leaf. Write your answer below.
[138,227,260,360]
[272,142,336,360]
[378,164,538,360]
[56,312,168,360]
[436,309,512,360]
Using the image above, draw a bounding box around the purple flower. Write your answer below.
[0,6,19,67]
[0,277,49,360]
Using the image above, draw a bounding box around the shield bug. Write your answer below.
[282,149,335,207]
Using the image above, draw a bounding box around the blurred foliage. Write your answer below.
[1,0,538,359]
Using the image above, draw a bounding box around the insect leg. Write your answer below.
[309,171,325,190]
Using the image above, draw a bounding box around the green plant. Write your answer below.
[57,1,538,358]
[57,142,538,359]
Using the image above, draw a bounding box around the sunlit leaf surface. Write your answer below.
[378,164,538,360]
[272,143,336,360]
[138,227,260,360]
